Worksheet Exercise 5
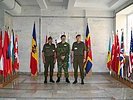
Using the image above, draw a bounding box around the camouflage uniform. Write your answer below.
[42,43,55,78]
[72,41,86,79]
[56,42,70,78]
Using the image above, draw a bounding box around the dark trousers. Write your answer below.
[44,56,54,78]
[73,55,84,79]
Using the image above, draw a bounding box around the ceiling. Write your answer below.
[16,0,39,6]
[15,0,130,11]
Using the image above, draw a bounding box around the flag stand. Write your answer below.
[0,72,18,88]
[111,71,133,89]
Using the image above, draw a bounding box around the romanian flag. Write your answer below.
[30,23,38,76]
[85,24,93,74]
[107,37,112,70]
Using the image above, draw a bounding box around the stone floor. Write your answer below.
[0,74,133,100]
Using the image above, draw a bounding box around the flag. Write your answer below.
[128,29,133,77]
[111,34,120,74]
[10,29,15,71]
[0,30,3,74]
[119,31,125,77]
[14,35,19,71]
[107,36,112,70]
[30,23,38,76]
[3,31,10,77]
[7,30,12,75]
[85,24,93,74]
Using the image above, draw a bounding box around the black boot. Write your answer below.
[56,77,60,83]
[73,78,77,84]
[81,79,84,85]
[66,78,70,83]
[50,77,55,83]
[44,77,47,84]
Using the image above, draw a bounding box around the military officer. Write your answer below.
[42,36,56,83]
[71,34,86,84]
[56,35,70,83]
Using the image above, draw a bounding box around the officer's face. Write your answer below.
[76,36,81,42]
[48,39,52,43]
[61,37,66,42]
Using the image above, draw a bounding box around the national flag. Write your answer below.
[10,29,15,71]
[14,35,19,71]
[128,29,133,77]
[30,22,38,76]
[119,31,125,77]
[111,34,120,74]
[84,24,93,74]
[3,31,10,77]
[107,36,112,70]
[7,30,12,75]
[0,30,3,74]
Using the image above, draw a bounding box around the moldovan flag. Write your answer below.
[85,24,93,74]
[14,35,19,71]
[30,23,38,76]
[0,31,3,74]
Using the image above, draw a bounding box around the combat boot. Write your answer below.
[56,77,60,83]
[50,77,55,83]
[73,78,77,84]
[44,77,47,84]
[66,78,70,83]
[81,79,84,85]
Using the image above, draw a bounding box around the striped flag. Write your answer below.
[107,36,112,70]
[30,22,38,76]
[85,24,93,74]
[119,30,125,77]
[11,29,15,72]
[128,29,133,77]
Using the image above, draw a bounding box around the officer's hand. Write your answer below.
[83,59,86,63]
[61,56,65,60]
[71,58,73,63]
[43,60,46,64]
[54,59,56,64]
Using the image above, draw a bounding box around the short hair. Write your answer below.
[48,36,52,40]
[61,35,66,39]
[76,34,81,38]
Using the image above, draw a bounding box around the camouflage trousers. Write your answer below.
[57,61,69,78]
[44,56,54,77]
[73,55,84,79]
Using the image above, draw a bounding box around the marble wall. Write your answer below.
[13,6,114,73]
[0,9,4,28]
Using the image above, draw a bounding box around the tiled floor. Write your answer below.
[0,74,133,100]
